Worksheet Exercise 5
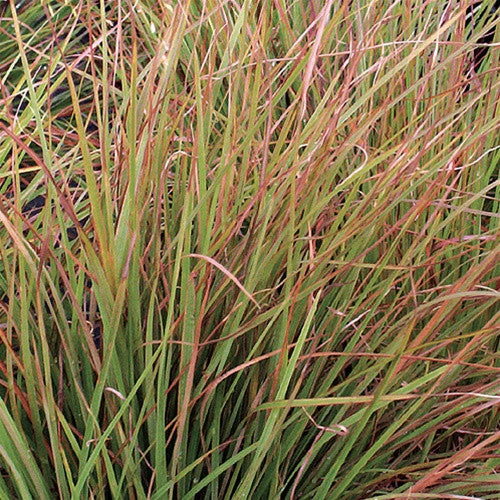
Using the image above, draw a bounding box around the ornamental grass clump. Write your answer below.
[0,0,498,498]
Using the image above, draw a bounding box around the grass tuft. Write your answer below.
[0,0,498,498]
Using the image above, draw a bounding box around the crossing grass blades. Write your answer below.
[0,0,499,498]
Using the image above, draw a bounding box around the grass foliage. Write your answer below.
[0,0,499,497]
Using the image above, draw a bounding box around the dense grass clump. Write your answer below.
[0,0,498,498]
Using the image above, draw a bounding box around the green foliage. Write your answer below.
[0,0,498,497]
